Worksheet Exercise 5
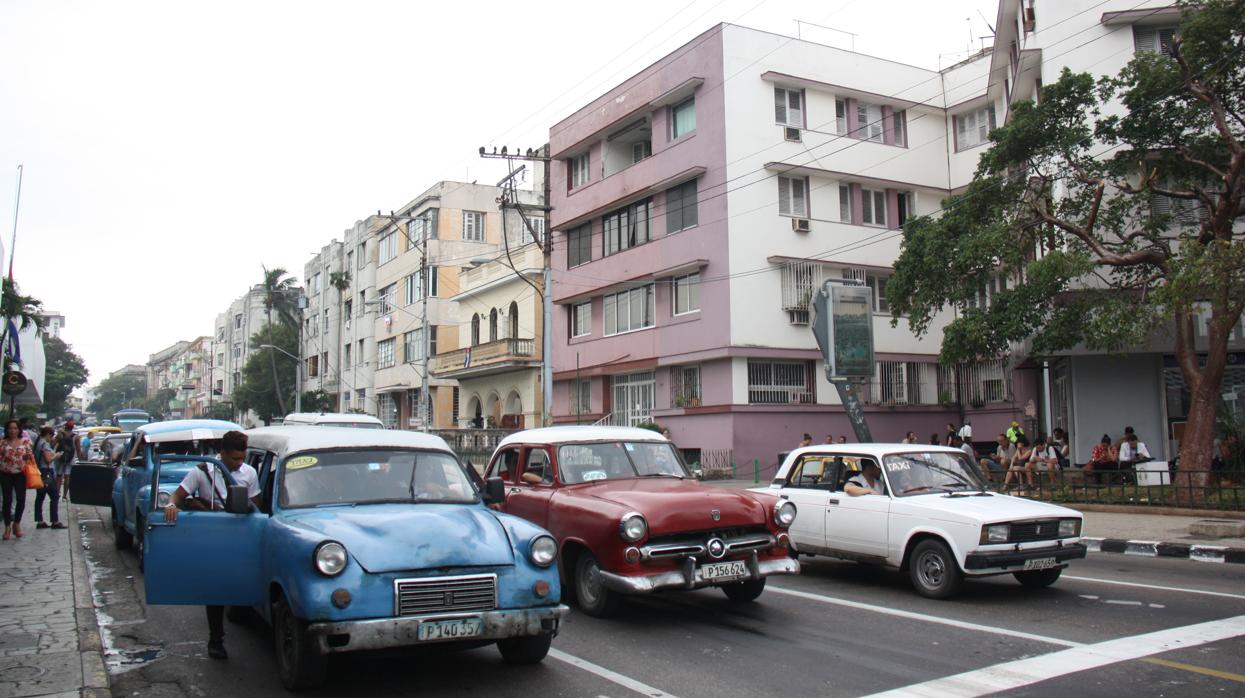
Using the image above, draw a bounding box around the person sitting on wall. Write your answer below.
[1083,434,1117,484]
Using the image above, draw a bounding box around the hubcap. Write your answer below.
[580,561,602,604]
[918,551,945,588]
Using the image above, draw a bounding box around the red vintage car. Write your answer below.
[484,426,799,616]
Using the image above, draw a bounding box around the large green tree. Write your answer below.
[259,266,300,415]
[234,322,298,424]
[887,0,1244,499]
[40,337,89,417]
[88,372,148,419]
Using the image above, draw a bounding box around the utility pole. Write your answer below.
[479,145,552,426]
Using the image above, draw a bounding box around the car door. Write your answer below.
[779,455,837,551]
[825,455,891,560]
[505,446,556,529]
[121,438,148,524]
[485,446,520,512]
[143,457,266,606]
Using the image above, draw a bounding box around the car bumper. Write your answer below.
[598,552,800,594]
[963,543,1088,571]
[305,605,569,654]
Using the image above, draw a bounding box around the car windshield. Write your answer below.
[882,451,986,496]
[117,419,149,431]
[280,448,477,508]
[557,441,688,485]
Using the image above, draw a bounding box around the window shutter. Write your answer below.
[778,177,792,214]
[1158,28,1175,56]
[792,178,807,216]
[839,184,851,222]
[836,99,847,134]
[774,88,787,124]
[788,90,803,127]
[1135,26,1156,53]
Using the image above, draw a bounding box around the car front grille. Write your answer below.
[641,527,774,560]
[394,574,497,617]
[1008,519,1062,543]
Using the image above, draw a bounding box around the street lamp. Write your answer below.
[259,344,302,413]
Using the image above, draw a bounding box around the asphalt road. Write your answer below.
[75,503,1245,697]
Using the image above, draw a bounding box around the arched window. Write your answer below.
[489,308,498,342]
[471,314,480,346]
[508,302,519,339]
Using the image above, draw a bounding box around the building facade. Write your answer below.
[210,286,272,422]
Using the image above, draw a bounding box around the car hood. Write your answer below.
[579,478,770,533]
[282,504,515,573]
[900,492,1082,524]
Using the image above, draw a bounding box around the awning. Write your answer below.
[374,384,411,394]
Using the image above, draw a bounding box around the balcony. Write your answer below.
[432,338,539,379]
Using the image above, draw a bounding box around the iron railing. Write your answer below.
[1003,468,1244,511]
[430,428,517,472]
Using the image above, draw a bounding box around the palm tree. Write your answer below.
[1,278,45,373]
[259,266,299,414]
[329,270,351,410]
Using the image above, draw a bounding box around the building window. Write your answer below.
[567,224,592,267]
[897,191,913,225]
[569,153,590,188]
[307,355,319,378]
[611,371,655,426]
[632,141,652,163]
[670,365,701,407]
[665,180,698,234]
[671,97,696,139]
[357,243,366,269]
[344,299,352,319]
[861,188,887,226]
[377,393,398,429]
[571,378,592,415]
[471,314,480,346]
[856,101,884,142]
[429,325,438,357]
[602,198,653,256]
[778,176,809,217]
[378,284,396,316]
[774,87,804,127]
[893,110,908,147]
[867,273,890,314]
[377,338,396,368]
[747,360,815,404]
[1134,25,1177,56]
[412,209,437,245]
[869,361,940,406]
[404,329,422,363]
[379,232,398,264]
[955,105,996,151]
[571,301,591,338]
[779,260,833,325]
[603,284,655,335]
[234,314,242,329]
[463,211,485,242]
[508,302,519,339]
[232,343,242,358]
[405,273,418,305]
[835,98,847,135]
[1150,190,1205,225]
[838,185,851,223]
[357,340,364,365]
[967,274,1009,310]
[489,308,498,342]
[343,342,351,366]
[672,273,700,316]
[346,250,354,271]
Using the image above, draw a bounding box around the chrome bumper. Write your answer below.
[598,553,800,594]
[305,605,569,654]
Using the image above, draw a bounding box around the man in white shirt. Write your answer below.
[1027,436,1060,487]
[845,461,885,496]
[163,431,260,660]
[1118,433,1152,469]
[958,421,972,441]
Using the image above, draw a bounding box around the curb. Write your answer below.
[1082,536,1245,564]
[68,503,111,698]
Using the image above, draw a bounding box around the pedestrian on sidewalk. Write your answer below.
[1,419,35,540]
[55,422,77,499]
[33,426,65,529]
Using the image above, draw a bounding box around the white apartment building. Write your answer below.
[210,285,272,420]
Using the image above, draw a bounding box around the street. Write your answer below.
[73,502,1245,697]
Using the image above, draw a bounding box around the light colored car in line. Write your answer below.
[281,412,384,429]
[754,444,1086,599]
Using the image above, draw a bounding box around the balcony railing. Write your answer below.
[432,338,536,375]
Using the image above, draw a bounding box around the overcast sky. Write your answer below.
[1,0,997,388]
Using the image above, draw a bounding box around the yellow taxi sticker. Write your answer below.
[286,456,318,470]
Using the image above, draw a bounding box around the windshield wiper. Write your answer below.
[638,473,683,479]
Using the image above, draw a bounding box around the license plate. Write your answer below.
[699,560,748,581]
[417,617,483,641]
[1024,557,1057,571]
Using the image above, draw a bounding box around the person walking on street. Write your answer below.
[33,426,65,529]
[1,419,35,540]
[55,422,77,499]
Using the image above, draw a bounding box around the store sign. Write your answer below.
[2,371,28,396]
[811,281,875,380]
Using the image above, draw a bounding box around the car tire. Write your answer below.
[112,505,132,550]
[496,633,553,664]
[908,539,964,599]
[574,552,619,618]
[720,578,766,603]
[1014,568,1062,588]
[273,595,327,691]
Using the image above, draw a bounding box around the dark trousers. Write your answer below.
[207,605,225,644]
[1,472,26,526]
[34,472,59,523]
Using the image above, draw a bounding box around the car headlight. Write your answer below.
[774,500,797,528]
[982,524,1010,544]
[1059,518,1081,538]
[619,512,647,542]
[156,491,171,508]
[529,535,557,567]
[313,541,348,576]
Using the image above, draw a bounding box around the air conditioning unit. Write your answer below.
[784,127,802,142]
[791,218,811,233]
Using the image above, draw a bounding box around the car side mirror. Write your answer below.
[225,485,250,514]
[483,476,505,504]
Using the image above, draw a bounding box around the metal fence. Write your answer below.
[1007,468,1244,511]
[430,428,516,471]
[691,448,736,480]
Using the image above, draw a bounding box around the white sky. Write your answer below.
[0,0,997,387]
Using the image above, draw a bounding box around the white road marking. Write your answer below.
[1150,604,1166,609]
[1064,575,1245,601]
[1079,595,1100,600]
[863,614,1245,698]
[549,648,679,698]
[767,586,1079,647]
[1105,600,1143,606]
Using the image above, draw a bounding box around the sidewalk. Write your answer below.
[0,501,109,698]
[703,478,1245,564]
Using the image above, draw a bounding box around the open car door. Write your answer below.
[69,462,117,506]
[143,456,266,607]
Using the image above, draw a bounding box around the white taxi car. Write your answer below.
[755,444,1086,599]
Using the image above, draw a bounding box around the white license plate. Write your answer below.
[699,560,748,581]
[1023,557,1057,571]
[417,617,483,641]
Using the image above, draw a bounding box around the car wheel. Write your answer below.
[112,505,132,549]
[720,578,766,603]
[908,539,963,599]
[273,595,327,690]
[496,634,553,664]
[135,515,145,572]
[1014,568,1062,588]
[574,552,619,618]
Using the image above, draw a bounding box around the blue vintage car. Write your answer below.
[142,426,568,690]
[106,419,244,569]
